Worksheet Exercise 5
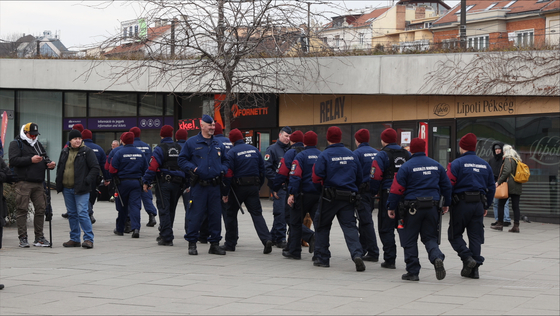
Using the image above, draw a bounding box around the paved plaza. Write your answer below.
[0,193,558,315]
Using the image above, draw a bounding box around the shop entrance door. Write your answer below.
[429,120,455,168]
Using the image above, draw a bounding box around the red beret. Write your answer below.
[129,127,141,138]
[381,128,397,144]
[229,129,243,143]
[72,124,84,132]
[303,131,318,146]
[175,129,188,141]
[354,129,370,143]
[120,132,134,145]
[289,130,304,143]
[215,122,223,135]
[459,133,477,152]
[81,129,92,140]
[410,138,426,154]
[327,126,342,143]
[160,125,174,138]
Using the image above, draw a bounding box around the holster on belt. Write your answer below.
[235,176,260,186]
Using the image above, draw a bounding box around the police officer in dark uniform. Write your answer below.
[109,132,148,238]
[221,129,273,254]
[264,126,292,248]
[130,127,157,227]
[178,115,228,256]
[387,138,452,281]
[353,129,380,262]
[82,129,110,224]
[199,122,232,243]
[273,130,315,247]
[284,131,321,260]
[312,126,365,272]
[143,125,185,246]
[447,133,495,279]
[370,128,411,269]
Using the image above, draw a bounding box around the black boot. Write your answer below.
[188,242,198,255]
[124,220,132,233]
[147,214,157,227]
[131,229,140,238]
[208,243,226,255]
[61,213,69,219]
[461,256,477,278]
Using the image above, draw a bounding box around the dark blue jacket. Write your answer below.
[447,151,496,209]
[272,142,304,192]
[354,143,379,184]
[214,134,233,154]
[288,146,321,195]
[104,145,123,180]
[312,143,361,192]
[264,140,290,190]
[143,137,185,184]
[133,137,152,165]
[83,139,110,180]
[370,143,411,193]
[109,144,148,179]
[177,132,228,180]
[387,152,452,210]
[177,139,186,149]
[223,140,265,193]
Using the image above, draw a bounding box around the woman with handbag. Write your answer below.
[491,145,523,232]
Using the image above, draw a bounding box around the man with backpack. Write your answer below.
[370,128,410,269]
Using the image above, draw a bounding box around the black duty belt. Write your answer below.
[161,174,185,184]
[198,176,221,187]
[235,176,260,186]
[456,192,483,203]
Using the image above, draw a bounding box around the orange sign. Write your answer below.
[231,104,269,118]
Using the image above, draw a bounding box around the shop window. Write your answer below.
[64,92,87,117]
[165,94,176,116]
[457,114,560,218]
[89,92,137,117]
[17,90,63,163]
[139,93,163,116]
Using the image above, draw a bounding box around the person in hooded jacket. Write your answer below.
[9,123,56,248]
[487,142,511,227]
[491,144,524,233]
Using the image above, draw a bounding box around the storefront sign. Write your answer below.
[138,117,163,129]
[529,136,560,166]
[456,99,515,116]
[179,118,201,131]
[88,117,137,130]
[232,104,268,117]
[433,103,450,117]
[320,96,346,123]
[64,118,87,130]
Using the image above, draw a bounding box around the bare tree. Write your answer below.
[420,50,560,96]
[83,0,338,133]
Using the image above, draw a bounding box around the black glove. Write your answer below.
[45,212,53,222]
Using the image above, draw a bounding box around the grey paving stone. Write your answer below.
[0,195,558,315]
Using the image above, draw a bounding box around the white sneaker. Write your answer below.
[33,237,51,247]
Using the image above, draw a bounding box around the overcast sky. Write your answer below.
[0,0,460,50]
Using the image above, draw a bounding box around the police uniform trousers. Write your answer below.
[116,179,142,232]
[398,205,445,276]
[141,188,158,216]
[378,190,397,263]
[357,192,380,259]
[224,184,271,249]
[314,199,362,264]
[199,199,228,241]
[270,188,287,244]
[154,179,182,242]
[448,199,485,266]
[287,193,319,257]
[185,183,222,243]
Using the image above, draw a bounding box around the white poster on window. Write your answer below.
[508,32,516,41]
[401,131,411,144]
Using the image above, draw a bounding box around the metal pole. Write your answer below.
[307,2,311,52]
[460,0,467,49]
